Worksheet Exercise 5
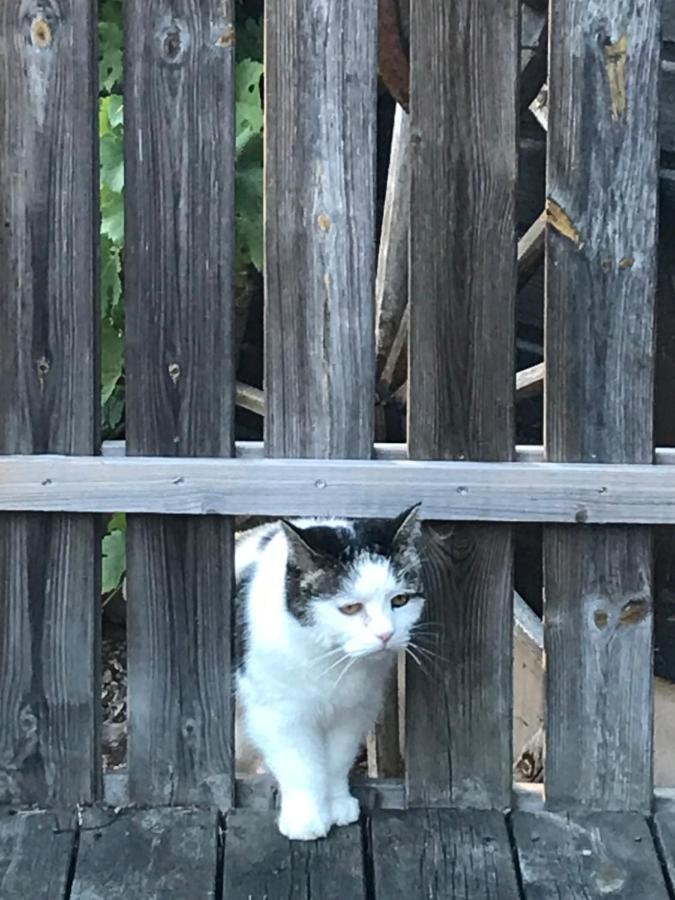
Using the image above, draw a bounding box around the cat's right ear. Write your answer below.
[280,520,323,569]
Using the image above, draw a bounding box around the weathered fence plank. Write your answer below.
[0,3,99,805]
[544,1,659,810]
[513,811,670,898]
[406,0,518,807]
[225,812,366,899]
[371,810,521,898]
[71,808,218,900]
[124,0,236,807]
[8,457,675,522]
[265,0,376,459]
[0,809,75,899]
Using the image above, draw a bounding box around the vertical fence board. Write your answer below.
[265,0,376,459]
[544,1,659,810]
[406,0,518,807]
[125,0,236,807]
[0,4,99,804]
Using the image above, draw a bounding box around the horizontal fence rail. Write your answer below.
[2,455,675,522]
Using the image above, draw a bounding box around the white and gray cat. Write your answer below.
[235,505,426,841]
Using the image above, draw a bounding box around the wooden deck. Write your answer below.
[3,802,675,899]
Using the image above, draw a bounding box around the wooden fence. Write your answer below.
[0,0,669,817]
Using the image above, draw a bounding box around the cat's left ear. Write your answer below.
[280,520,325,569]
[391,503,422,548]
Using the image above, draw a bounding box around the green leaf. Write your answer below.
[107,95,124,129]
[102,526,126,594]
[102,388,125,436]
[101,187,124,245]
[101,235,122,319]
[235,59,263,156]
[99,1,123,94]
[100,131,124,194]
[101,319,123,405]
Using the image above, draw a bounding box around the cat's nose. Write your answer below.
[376,630,394,645]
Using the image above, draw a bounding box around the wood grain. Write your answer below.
[0,1,99,805]
[264,0,377,459]
[5,456,675,523]
[224,811,366,900]
[371,809,521,899]
[544,0,659,811]
[71,808,217,900]
[264,0,378,782]
[0,809,75,899]
[406,0,518,807]
[513,811,670,899]
[124,0,236,807]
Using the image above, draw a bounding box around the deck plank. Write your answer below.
[370,809,521,899]
[0,809,74,900]
[224,811,366,899]
[512,811,670,898]
[70,808,218,900]
[652,807,675,890]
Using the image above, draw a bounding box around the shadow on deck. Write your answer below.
[3,800,675,899]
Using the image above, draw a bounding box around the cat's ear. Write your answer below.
[391,503,422,548]
[280,520,325,569]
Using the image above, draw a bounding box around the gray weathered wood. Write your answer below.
[0,1,99,806]
[512,811,670,898]
[376,107,410,389]
[71,808,217,900]
[653,806,675,888]
[265,0,378,784]
[406,0,518,807]
[516,362,545,399]
[0,809,75,899]
[124,0,236,807]
[265,0,376,459]
[224,811,366,899]
[544,0,659,811]
[371,809,521,898]
[6,455,675,523]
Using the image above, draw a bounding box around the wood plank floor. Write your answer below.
[2,805,674,899]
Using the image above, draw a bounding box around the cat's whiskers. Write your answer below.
[408,641,451,671]
[309,645,345,666]
[404,645,433,681]
[332,654,358,690]
[316,653,350,680]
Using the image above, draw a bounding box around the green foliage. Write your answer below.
[99,1,125,439]
[102,513,126,594]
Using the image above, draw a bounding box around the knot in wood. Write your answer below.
[158,19,189,65]
[36,356,50,379]
[30,17,52,48]
[215,24,235,48]
[168,362,181,384]
[618,598,649,627]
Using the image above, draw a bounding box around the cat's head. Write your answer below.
[280,505,425,657]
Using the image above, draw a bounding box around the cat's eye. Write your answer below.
[390,594,410,609]
[339,602,363,616]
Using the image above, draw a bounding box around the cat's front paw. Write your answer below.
[330,794,360,827]
[278,792,330,841]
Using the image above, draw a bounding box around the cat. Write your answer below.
[234,505,426,841]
